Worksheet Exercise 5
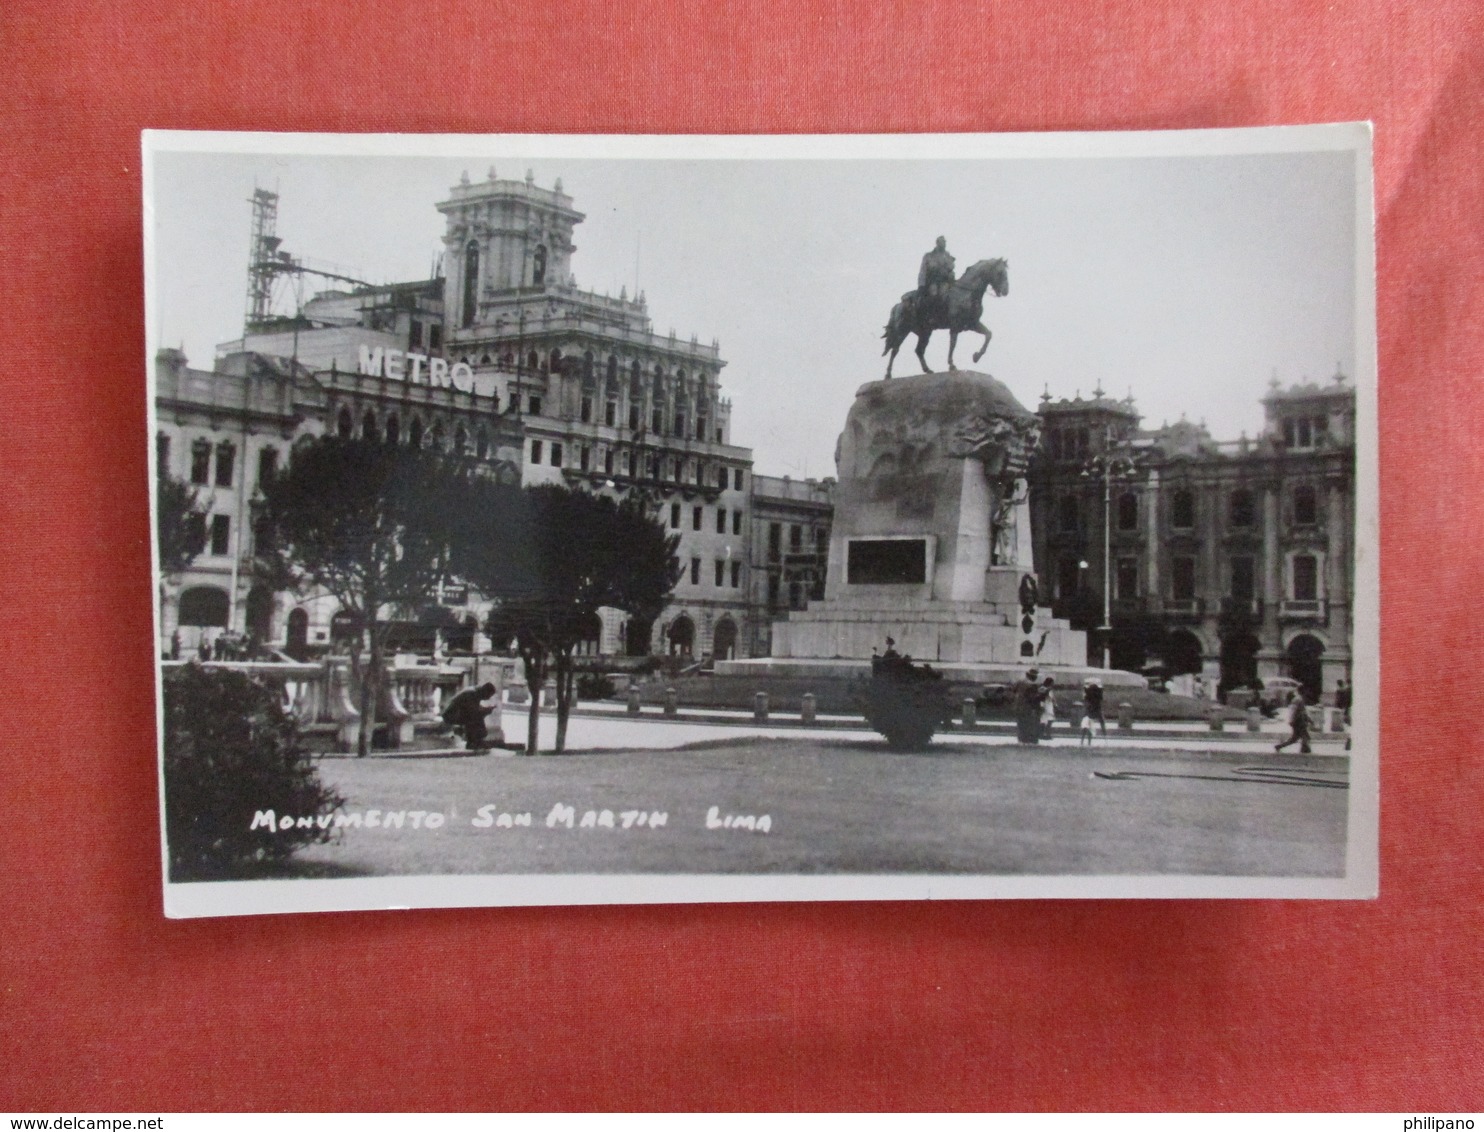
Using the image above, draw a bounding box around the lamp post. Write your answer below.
[1081,434,1142,671]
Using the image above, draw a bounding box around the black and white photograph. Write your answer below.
[144,127,1377,916]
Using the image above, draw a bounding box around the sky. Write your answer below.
[148,137,1360,478]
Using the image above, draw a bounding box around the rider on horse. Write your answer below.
[917,237,957,321]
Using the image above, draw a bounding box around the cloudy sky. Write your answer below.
[147,133,1362,478]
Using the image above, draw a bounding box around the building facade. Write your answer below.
[746,475,835,658]
[1028,373,1356,700]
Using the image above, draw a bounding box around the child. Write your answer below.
[1040,675,1056,739]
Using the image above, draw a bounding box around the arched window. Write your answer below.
[606,354,619,388]
[454,425,468,454]
[156,433,171,475]
[178,586,230,628]
[527,350,539,373]
[385,414,400,445]
[409,417,424,449]
[480,353,491,366]
[532,244,547,285]
[630,360,642,394]
[257,446,278,488]
[1229,489,1256,528]
[429,421,445,451]
[1172,488,1195,529]
[337,406,353,439]
[461,242,479,329]
[476,429,490,459]
[583,351,596,384]
[549,348,563,372]
[362,410,378,440]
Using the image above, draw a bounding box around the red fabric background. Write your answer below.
[2,0,1481,1112]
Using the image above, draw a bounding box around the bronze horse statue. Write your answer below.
[882,258,1009,379]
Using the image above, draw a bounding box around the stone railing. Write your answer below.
[162,657,517,751]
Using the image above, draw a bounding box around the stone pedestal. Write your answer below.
[771,370,1085,668]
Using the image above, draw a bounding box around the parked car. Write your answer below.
[1259,677,1303,713]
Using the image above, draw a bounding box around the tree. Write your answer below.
[163,663,343,880]
[156,473,205,578]
[456,483,678,754]
[256,436,465,756]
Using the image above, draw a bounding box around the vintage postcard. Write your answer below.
[144,126,1377,917]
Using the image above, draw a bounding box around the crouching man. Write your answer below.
[442,681,498,750]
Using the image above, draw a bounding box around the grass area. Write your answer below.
[287,736,1347,879]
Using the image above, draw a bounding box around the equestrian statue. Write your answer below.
[882,237,1009,379]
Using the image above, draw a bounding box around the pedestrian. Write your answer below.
[1274,689,1312,754]
[1040,675,1057,739]
[1335,678,1352,726]
[1014,668,1042,744]
[1082,677,1106,744]
[442,681,498,751]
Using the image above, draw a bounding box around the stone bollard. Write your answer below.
[801,693,817,725]
[1328,707,1346,733]
[1247,706,1262,732]
[626,684,642,715]
[1118,702,1134,731]
[1070,700,1085,731]
[663,686,678,717]
[1207,705,1224,732]
[961,698,977,729]
[754,691,769,722]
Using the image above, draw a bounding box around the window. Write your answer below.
[768,523,782,561]
[409,319,423,349]
[429,324,442,350]
[790,524,802,551]
[714,559,725,586]
[257,447,278,488]
[550,443,563,467]
[185,513,207,557]
[604,450,614,475]
[731,560,741,588]
[1057,557,1081,599]
[767,573,781,609]
[1172,556,1196,601]
[385,415,400,445]
[652,408,664,434]
[1171,489,1195,529]
[1293,485,1318,526]
[1297,418,1313,447]
[629,404,641,430]
[530,440,543,464]
[690,557,701,585]
[528,395,542,416]
[1229,489,1256,528]
[697,415,708,441]
[624,450,633,476]
[692,506,703,531]
[409,418,424,449]
[197,441,224,492]
[734,469,744,491]
[733,511,743,536]
[156,433,170,474]
[718,466,729,489]
[816,527,827,552]
[532,244,547,286]
[210,515,230,556]
[477,430,490,459]
[716,509,726,533]
[214,442,235,488]
[579,446,590,472]
[1116,557,1138,600]
[605,401,617,426]
[337,407,353,439]
[1059,495,1079,533]
[670,503,681,529]
[1292,554,1319,601]
[1231,556,1255,601]
[363,411,378,440]
[674,411,686,438]
[1117,491,1138,531]
[461,242,478,328]
[580,397,592,423]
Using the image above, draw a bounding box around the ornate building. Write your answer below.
[158,170,768,661]
[1028,372,1356,700]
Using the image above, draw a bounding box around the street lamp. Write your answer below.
[1080,434,1143,671]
